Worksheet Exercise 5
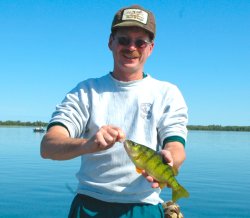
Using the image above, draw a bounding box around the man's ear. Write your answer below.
[147,41,155,57]
[108,34,114,50]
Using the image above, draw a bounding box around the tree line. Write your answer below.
[187,125,250,132]
[0,121,250,132]
[0,120,47,127]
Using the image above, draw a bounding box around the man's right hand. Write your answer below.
[87,125,126,152]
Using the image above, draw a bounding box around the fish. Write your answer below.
[123,139,189,202]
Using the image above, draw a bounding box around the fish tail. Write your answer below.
[172,184,189,202]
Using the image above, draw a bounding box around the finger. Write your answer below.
[104,126,119,138]
[147,176,155,184]
[141,170,154,182]
[161,150,174,167]
[105,126,126,142]
[96,127,117,148]
[142,170,160,187]
[117,130,126,142]
[103,131,116,144]
[151,182,160,189]
[97,126,116,145]
[94,131,108,148]
[141,170,148,177]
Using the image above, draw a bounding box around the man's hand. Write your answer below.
[86,125,126,152]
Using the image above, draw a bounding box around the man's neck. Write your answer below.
[111,71,146,82]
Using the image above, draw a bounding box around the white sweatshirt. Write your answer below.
[49,73,188,204]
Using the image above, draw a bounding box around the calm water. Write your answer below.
[0,127,250,218]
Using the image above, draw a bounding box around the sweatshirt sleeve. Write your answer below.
[48,82,90,138]
[157,85,188,146]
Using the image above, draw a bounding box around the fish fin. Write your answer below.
[136,167,143,174]
[172,184,189,202]
[159,182,166,189]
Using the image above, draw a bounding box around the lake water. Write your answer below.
[0,127,249,218]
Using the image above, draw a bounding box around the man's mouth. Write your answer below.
[122,50,140,59]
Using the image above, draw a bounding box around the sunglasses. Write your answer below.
[116,36,152,48]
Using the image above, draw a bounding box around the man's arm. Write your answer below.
[163,141,186,170]
[40,125,125,160]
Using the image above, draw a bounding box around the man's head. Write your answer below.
[109,5,155,81]
[111,5,156,41]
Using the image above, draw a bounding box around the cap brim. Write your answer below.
[112,21,154,38]
[113,21,145,29]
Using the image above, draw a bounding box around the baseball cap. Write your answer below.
[111,5,156,39]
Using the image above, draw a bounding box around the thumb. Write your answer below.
[117,130,126,142]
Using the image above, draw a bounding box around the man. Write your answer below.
[41,5,188,218]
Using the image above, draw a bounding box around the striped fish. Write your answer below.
[124,139,189,202]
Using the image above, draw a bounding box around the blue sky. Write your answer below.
[0,0,249,125]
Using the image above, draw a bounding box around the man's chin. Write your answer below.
[121,64,138,72]
[122,59,139,67]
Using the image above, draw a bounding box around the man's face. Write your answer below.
[109,27,154,76]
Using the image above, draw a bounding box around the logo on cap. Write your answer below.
[122,9,148,24]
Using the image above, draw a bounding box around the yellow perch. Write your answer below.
[124,139,189,202]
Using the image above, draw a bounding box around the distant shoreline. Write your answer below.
[0,120,47,127]
[187,125,250,132]
[0,120,250,132]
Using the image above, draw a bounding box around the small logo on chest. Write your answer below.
[140,103,152,119]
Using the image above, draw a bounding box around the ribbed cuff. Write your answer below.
[163,136,185,148]
[47,122,70,136]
